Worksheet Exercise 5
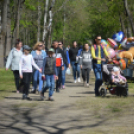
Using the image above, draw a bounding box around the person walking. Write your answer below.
[51,41,64,92]
[69,41,81,83]
[6,39,23,93]
[91,35,109,96]
[58,41,70,89]
[41,48,58,101]
[31,42,46,93]
[79,43,92,87]
[19,45,42,100]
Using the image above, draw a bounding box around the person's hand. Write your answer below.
[80,65,82,69]
[95,57,101,60]
[20,75,23,79]
[39,69,42,73]
[56,76,58,80]
[108,58,112,62]
[68,64,71,68]
[6,68,8,71]
[62,66,64,70]
[101,58,106,62]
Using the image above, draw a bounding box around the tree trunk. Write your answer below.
[0,0,8,67]
[124,0,134,35]
[37,0,41,42]
[6,1,12,56]
[42,0,49,42]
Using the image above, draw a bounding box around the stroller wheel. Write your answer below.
[122,89,129,97]
[100,88,107,97]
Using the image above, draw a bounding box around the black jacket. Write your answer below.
[69,47,78,62]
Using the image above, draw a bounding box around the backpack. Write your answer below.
[93,44,104,50]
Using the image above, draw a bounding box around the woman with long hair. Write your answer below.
[31,42,46,93]
[6,39,23,93]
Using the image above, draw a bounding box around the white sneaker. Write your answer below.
[87,83,89,87]
[74,80,77,83]
[77,78,81,83]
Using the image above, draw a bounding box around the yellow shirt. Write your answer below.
[91,45,109,64]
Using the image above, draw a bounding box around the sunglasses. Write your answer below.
[97,39,101,41]
[58,44,62,45]
[38,45,43,47]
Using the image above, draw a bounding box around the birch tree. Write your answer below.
[37,0,41,41]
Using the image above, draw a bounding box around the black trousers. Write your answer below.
[22,73,32,95]
[13,70,23,91]
[81,68,91,83]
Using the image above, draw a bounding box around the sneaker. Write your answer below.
[22,94,26,100]
[48,97,54,101]
[40,93,44,101]
[31,89,36,93]
[56,89,60,93]
[77,78,81,83]
[62,85,65,89]
[87,83,89,87]
[74,80,77,83]
[16,90,19,94]
[26,96,32,101]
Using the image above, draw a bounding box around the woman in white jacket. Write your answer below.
[6,39,23,93]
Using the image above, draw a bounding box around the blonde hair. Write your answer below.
[33,42,43,50]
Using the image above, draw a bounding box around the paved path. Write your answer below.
[0,73,96,134]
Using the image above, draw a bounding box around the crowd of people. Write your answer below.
[6,35,130,101]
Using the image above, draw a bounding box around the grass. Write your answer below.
[0,69,15,99]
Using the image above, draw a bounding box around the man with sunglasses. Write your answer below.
[91,35,109,97]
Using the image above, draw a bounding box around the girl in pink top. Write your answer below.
[19,45,42,100]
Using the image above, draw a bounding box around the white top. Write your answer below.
[19,54,40,76]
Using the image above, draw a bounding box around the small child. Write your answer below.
[112,66,127,85]
[41,48,58,101]
[19,45,42,100]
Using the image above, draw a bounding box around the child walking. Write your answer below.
[19,45,42,100]
[79,43,92,87]
[41,48,58,101]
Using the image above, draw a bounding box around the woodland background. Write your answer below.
[0,0,134,67]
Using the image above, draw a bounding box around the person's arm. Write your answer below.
[54,60,58,80]
[31,56,40,71]
[79,51,83,67]
[42,58,46,75]
[66,50,70,64]
[91,46,96,59]
[60,49,65,66]
[103,47,109,58]
[6,50,13,69]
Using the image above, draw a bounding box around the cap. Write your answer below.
[113,66,119,72]
[23,45,31,51]
[48,48,54,52]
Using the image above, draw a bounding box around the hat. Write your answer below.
[23,45,31,51]
[113,66,119,72]
[48,48,54,52]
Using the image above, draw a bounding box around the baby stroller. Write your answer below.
[100,64,128,97]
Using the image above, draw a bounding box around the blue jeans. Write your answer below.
[71,62,80,80]
[42,75,55,97]
[62,64,67,86]
[56,67,62,90]
[93,64,103,96]
[123,69,133,78]
[33,70,43,92]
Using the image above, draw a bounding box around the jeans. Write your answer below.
[56,67,62,90]
[62,64,67,86]
[13,70,23,91]
[71,61,80,80]
[82,68,91,83]
[123,69,133,78]
[22,73,32,95]
[93,64,103,96]
[42,75,55,97]
[33,70,43,92]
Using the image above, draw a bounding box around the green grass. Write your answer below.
[0,69,15,99]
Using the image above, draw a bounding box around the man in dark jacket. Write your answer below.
[59,41,70,89]
[51,41,64,92]
[69,41,81,83]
